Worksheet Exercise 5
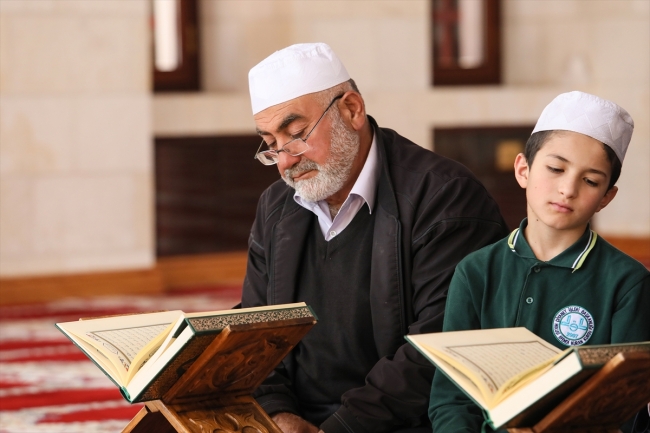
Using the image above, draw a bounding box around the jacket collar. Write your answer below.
[369,116,399,218]
[268,192,312,305]
[271,116,406,354]
[508,218,598,272]
[367,116,409,349]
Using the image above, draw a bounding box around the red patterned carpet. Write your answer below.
[0,287,242,433]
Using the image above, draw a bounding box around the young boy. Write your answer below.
[428,91,650,433]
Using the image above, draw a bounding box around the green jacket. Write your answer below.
[429,219,650,432]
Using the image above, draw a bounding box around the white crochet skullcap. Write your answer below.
[248,43,351,115]
[532,91,634,163]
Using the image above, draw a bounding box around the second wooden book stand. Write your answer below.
[508,351,650,433]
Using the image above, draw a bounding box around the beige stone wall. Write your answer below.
[156,0,649,236]
[0,0,153,277]
[1,0,647,279]
[503,0,650,235]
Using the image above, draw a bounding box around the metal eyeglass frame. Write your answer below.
[254,94,344,165]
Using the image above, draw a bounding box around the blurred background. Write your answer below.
[1,0,649,305]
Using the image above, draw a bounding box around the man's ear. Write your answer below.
[596,186,618,212]
[340,91,366,131]
[514,153,529,189]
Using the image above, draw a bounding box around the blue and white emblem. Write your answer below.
[552,305,594,346]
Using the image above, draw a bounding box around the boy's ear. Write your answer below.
[596,186,618,212]
[514,153,529,189]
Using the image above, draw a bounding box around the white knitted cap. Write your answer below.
[248,43,351,115]
[532,91,634,163]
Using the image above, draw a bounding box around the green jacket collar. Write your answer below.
[507,218,597,271]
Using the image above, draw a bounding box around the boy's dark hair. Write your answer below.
[524,130,621,190]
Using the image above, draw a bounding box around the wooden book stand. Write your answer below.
[122,316,315,433]
[508,351,650,433]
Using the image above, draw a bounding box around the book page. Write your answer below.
[92,324,170,364]
[86,322,174,383]
[446,341,558,396]
[70,334,122,383]
[56,311,183,385]
[407,328,561,406]
[130,316,190,382]
[124,323,196,402]
[423,349,490,407]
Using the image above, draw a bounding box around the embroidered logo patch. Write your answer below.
[552,305,594,346]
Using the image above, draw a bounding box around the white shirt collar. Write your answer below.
[292,130,379,241]
[349,131,379,212]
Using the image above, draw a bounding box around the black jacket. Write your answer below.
[242,117,508,433]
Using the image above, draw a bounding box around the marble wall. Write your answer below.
[156,0,649,236]
[0,0,153,276]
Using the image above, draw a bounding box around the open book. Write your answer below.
[407,327,650,429]
[56,303,315,403]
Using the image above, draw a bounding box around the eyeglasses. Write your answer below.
[254,94,344,165]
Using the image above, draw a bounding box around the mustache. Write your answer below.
[284,158,320,182]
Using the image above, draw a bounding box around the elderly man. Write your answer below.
[242,43,508,433]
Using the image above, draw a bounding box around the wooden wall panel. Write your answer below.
[0,241,645,306]
[157,251,247,288]
[434,126,533,231]
[0,252,248,306]
[155,135,279,257]
[604,237,650,268]
[0,268,163,305]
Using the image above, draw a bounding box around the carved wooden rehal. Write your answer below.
[122,316,315,433]
[507,351,650,433]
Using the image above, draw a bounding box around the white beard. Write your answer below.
[283,108,360,202]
